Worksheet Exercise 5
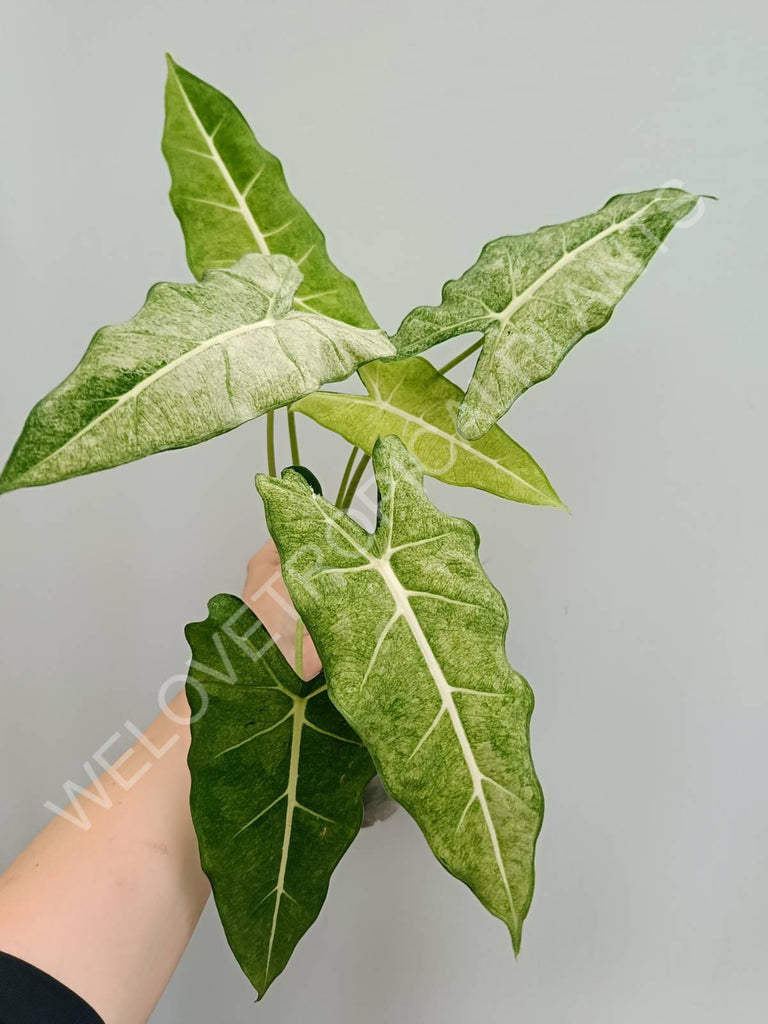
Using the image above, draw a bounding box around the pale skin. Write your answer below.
[0,541,317,1024]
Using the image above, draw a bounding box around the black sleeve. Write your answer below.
[0,952,105,1024]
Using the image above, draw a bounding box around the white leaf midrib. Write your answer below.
[377,558,517,929]
[230,680,338,986]
[18,317,277,481]
[312,388,550,501]
[20,313,386,484]
[311,498,518,929]
[170,65,271,256]
[402,196,667,353]
[265,696,305,982]
[491,196,662,328]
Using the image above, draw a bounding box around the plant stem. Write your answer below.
[294,615,304,678]
[438,337,483,375]
[266,411,277,477]
[287,408,300,465]
[335,446,360,507]
[339,452,371,511]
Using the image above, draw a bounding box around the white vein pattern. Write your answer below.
[168,63,271,255]
[489,197,659,328]
[310,491,521,930]
[227,684,349,981]
[293,357,562,507]
[258,437,543,950]
[389,188,699,438]
[184,593,374,995]
[0,254,393,494]
[335,388,549,502]
[159,56,384,338]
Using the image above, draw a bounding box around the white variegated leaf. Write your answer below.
[393,188,701,438]
[0,254,393,493]
[257,437,543,951]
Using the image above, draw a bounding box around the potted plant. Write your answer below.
[0,56,707,999]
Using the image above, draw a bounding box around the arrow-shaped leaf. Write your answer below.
[293,357,564,507]
[393,188,701,438]
[185,594,374,997]
[0,254,393,493]
[256,437,544,950]
[163,55,376,327]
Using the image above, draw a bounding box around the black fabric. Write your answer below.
[0,952,104,1024]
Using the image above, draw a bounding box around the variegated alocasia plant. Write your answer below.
[0,55,708,999]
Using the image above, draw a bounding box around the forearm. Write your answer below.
[0,690,210,1024]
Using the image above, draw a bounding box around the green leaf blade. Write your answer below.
[186,594,374,997]
[392,188,701,439]
[293,356,564,507]
[0,254,393,493]
[256,437,544,949]
[163,56,376,327]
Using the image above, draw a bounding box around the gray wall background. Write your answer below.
[1,1,766,1020]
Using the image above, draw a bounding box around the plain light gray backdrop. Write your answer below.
[1,1,766,1021]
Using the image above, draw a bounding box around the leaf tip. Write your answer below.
[549,491,570,514]
[0,466,25,496]
[253,471,273,497]
[537,477,569,513]
[455,404,486,442]
[254,466,315,502]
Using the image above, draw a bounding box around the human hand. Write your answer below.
[242,539,322,680]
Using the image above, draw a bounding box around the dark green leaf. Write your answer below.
[186,594,374,996]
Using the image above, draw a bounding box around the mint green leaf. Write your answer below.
[163,55,376,328]
[393,188,700,438]
[256,437,543,951]
[293,357,564,507]
[186,594,374,997]
[0,254,393,494]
